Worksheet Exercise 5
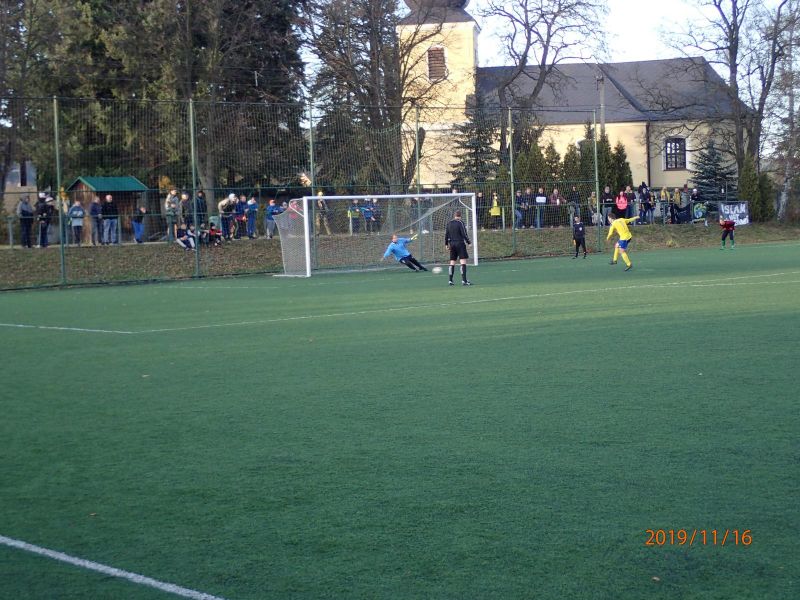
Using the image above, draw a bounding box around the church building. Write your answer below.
[397,0,738,191]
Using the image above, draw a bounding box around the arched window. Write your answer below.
[664,138,687,170]
[427,47,447,81]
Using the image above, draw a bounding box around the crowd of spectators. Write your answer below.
[10,182,710,249]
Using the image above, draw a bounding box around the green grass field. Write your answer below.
[1,243,798,599]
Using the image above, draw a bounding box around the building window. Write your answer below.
[427,47,446,81]
[665,138,687,170]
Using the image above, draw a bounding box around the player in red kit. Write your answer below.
[719,218,735,249]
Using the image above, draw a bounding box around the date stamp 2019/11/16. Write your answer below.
[645,529,752,546]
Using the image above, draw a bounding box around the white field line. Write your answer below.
[135,271,800,334]
[0,323,134,334]
[2,272,798,336]
[0,534,227,600]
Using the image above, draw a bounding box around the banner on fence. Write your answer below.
[719,202,749,225]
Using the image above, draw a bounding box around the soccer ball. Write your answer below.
[431,266,442,274]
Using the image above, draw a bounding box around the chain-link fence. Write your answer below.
[1,97,620,288]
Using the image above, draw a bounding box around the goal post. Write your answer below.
[275,193,478,277]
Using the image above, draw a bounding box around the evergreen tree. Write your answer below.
[562,144,581,184]
[690,142,738,207]
[738,155,761,220]
[611,141,632,192]
[596,132,615,192]
[514,136,546,188]
[450,94,499,186]
[756,172,776,222]
[578,122,596,184]
[543,141,562,183]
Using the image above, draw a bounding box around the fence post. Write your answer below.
[189,98,201,278]
[415,105,421,195]
[53,96,66,285]
[508,107,516,251]
[308,100,316,196]
[593,110,602,253]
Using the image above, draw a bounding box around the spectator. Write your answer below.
[246,195,258,239]
[670,188,681,223]
[638,182,652,224]
[513,189,524,229]
[208,222,224,246]
[233,194,247,239]
[89,196,103,246]
[218,194,236,240]
[362,199,376,233]
[67,199,85,246]
[523,186,536,228]
[101,194,119,244]
[35,195,55,248]
[180,192,192,227]
[624,185,636,219]
[175,222,195,250]
[476,191,487,229]
[348,199,361,234]
[659,187,669,223]
[549,187,566,226]
[315,194,332,235]
[371,198,382,233]
[264,198,282,239]
[132,205,147,243]
[613,190,628,219]
[164,189,179,241]
[601,185,614,225]
[16,196,34,248]
[567,185,581,222]
[489,192,502,229]
[194,190,208,225]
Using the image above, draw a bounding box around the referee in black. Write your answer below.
[445,210,472,286]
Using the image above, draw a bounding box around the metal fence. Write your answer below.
[0,96,617,288]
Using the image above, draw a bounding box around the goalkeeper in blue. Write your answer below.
[382,234,428,271]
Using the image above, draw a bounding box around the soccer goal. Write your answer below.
[274,193,478,277]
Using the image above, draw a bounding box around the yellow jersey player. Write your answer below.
[607,214,639,271]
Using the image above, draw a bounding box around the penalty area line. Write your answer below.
[0,534,227,600]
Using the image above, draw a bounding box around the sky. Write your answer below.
[473,0,703,66]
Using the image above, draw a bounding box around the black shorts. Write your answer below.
[448,241,469,261]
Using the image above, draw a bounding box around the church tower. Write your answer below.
[397,1,480,187]
[397,1,480,111]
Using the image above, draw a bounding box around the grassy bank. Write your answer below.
[1,223,797,290]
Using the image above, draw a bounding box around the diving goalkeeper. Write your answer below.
[382,234,428,271]
[606,214,639,271]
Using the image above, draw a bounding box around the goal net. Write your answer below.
[275,193,477,277]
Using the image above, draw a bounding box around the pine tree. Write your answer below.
[596,132,615,192]
[611,141,633,192]
[756,172,776,221]
[562,144,581,184]
[450,94,499,186]
[514,136,546,188]
[691,142,737,207]
[543,141,562,183]
[738,155,761,220]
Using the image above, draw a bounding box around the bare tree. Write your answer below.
[673,0,793,170]
[478,0,606,153]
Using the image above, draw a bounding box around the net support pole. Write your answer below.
[593,110,602,252]
[303,196,312,277]
[471,193,478,266]
[53,96,66,285]
[189,99,201,278]
[508,107,516,251]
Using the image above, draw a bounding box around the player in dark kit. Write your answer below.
[572,215,587,259]
[445,210,472,286]
[719,218,735,249]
